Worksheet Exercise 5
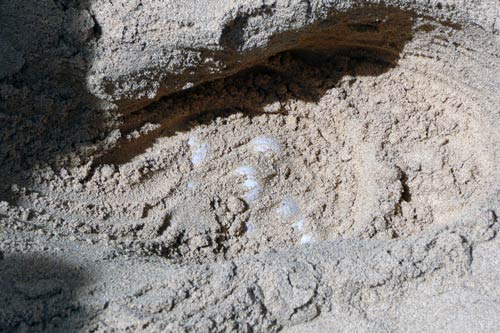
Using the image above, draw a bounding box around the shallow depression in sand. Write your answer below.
[50,46,494,263]
[1,2,499,331]
[11,23,497,264]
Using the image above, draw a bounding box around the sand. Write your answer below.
[0,1,499,332]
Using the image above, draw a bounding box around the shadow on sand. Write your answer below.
[0,253,91,331]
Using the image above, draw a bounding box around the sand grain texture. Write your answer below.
[0,0,499,332]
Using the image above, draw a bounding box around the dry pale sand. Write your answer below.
[0,1,499,332]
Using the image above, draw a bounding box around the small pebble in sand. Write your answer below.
[227,196,246,214]
[183,82,194,90]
